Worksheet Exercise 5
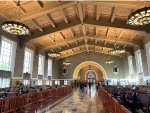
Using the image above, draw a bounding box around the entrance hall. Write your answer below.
[0,1,150,113]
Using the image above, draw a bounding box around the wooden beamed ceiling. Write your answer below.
[0,1,150,58]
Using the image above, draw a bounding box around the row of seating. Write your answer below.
[0,86,73,113]
[98,87,132,113]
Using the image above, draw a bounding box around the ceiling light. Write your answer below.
[63,58,71,65]
[1,1,30,35]
[63,61,71,65]
[110,49,126,55]
[48,52,60,57]
[105,60,114,64]
[128,6,150,26]
[2,21,30,35]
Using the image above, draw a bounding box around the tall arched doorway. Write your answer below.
[73,61,107,82]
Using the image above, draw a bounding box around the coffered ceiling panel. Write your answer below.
[34,15,51,27]
[21,2,41,13]
[96,26,108,36]
[24,20,37,30]
[61,29,74,39]
[50,11,64,22]
[107,28,122,38]
[114,7,131,17]
[50,32,64,42]
[101,6,112,15]
[86,26,95,35]
[85,4,95,14]
[65,5,77,17]
[1,1,150,58]
[72,25,83,36]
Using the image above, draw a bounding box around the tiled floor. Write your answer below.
[37,85,106,113]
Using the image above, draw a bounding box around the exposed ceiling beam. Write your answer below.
[13,2,75,22]
[37,34,141,52]
[130,34,137,41]
[37,1,44,8]
[60,9,68,24]
[85,44,89,51]
[60,49,122,59]
[84,18,150,33]
[38,35,85,52]
[88,35,141,46]
[28,17,150,41]
[110,7,115,23]
[72,49,75,53]
[47,14,56,28]
[106,28,109,37]
[59,32,66,40]
[70,28,75,37]
[47,39,133,54]
[96,5,101,21]
[82,24,86,36]
[81,1,139,9]
[31,19,44,32]
[104,41,107,45]
[27,18,80,41]
[11,1,26,14]
[77,3,84,23]
[118,30,123,39]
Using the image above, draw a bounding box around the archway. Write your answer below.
[86,70,97,83]
[73,61,107,80]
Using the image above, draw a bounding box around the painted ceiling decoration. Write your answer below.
[0,1,150,58]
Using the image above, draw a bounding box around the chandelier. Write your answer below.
[63,58,71,65]
[63,61,71,65]
[48,52,60,58]
[105,59,114,64]
[110,48,126,55]
[110,44,126,55]
[128,6,150,26]
[1,1,30,35]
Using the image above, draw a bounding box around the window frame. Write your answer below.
[0,36,16,78]
[135,50,143,76]
[145,42,150,76]
[128,56,134,78]
[38,54,45,76]
[23,47,34,74]
[47,59,52,77]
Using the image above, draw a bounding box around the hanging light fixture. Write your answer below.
[63,60,71,65]
[48,52,61,58]
[63,52,71,65]
[105,59,114,64]
[2,1,30,35]
[110,47,126,55]
[110,30,126,55]
[128,6,150,26]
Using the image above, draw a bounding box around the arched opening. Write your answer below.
[73,61,107,82]
[86,70,97,83]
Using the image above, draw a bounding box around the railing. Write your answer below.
[0,86,73,113]
[98,87,132,113]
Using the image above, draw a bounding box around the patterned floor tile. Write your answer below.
[37,85,106,113]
